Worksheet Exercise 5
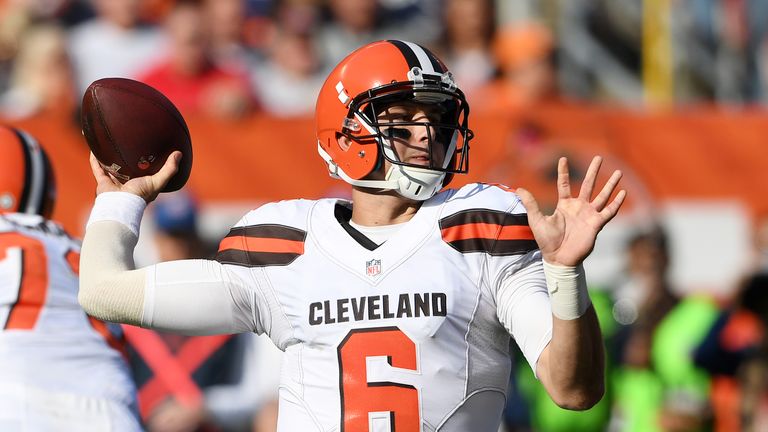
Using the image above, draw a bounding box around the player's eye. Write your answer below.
[381,127,411,140]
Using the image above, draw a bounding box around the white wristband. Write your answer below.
[86,192,147,237]
[543,261,591,320]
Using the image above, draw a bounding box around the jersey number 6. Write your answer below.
[338,326,421,432]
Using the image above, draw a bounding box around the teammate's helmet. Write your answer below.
[316,40,473,201]
[0,126,56,218]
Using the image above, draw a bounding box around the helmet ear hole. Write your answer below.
[336,133,352,151]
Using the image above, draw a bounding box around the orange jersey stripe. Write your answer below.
[498,224,535,241]
[441,223,534,243]
[218,235,304,254]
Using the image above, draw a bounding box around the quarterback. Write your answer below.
[80,40,625,431]
[0,127,141,431]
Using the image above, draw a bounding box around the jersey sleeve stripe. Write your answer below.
[441,223,534,242]
[439,210,537,255]
[225,224,307,241]
[445,238,539,256]
[439,209,529,229]
[215,249,302,267]
[215,224,307,267]
[498,225,535,241]
[218,236,305,254]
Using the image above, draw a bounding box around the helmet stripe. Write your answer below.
[14,129,45,215]
[400,41,440,75]
[387,40,421,70]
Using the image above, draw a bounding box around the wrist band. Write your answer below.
[543,261,591,320]
[86,192,147,237]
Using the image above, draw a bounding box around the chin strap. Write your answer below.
[317,142,444,201]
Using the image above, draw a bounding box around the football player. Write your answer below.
[80,40,625,431]
[0,126,141,430]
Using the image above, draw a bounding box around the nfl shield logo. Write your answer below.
[366,259,381,277]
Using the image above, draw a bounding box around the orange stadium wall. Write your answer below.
[7,102,768,239]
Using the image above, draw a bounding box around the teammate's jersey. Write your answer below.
[0,213,137,405]
[213,183,553,432]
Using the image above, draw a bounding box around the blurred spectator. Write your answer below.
[608,226,719,432]
[252,0,324,117]
[203,0,256,73]
[136,0,254,118]
[493,22,556,108]
[750,214,768,272]
[694,272,768,432]
[435,0,497,95]
[472,21,555,114]
[129,191,280,432]
[0,24,77,119]
[314,0,426,70]
[68,0,164,94]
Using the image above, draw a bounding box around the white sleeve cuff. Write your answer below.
[86,192,147,237]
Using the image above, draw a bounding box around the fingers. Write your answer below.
[150,151,182,191]
[516,187,543,223]
[578,156,602,200]
[592,169,623,210]
[600,189,627,223]
[89,152,119,186]
[89,152,107,179]
[556,157,571,200]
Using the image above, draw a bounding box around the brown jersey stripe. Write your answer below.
[216,249,302,267]
[439,209,529,229]
[218,236,304,254]
[224,224,306,241]
[446,238,539,256]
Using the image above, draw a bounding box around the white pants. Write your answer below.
[0,383,142,431]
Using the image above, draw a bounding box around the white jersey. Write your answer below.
[0,214,138,418]
[200,183,552,432]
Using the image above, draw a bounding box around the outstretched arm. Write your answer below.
[518,156,625,410]
[79,152,256,335]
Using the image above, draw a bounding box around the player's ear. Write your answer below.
[337,133,352,151]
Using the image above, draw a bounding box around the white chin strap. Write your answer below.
[317,142,445,201]
[383,164,445,200]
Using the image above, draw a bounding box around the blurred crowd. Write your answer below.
[2,1,768,432]
[3,0,768,122]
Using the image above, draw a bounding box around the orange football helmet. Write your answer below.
[0,126,56,218]
[315,40,473,200]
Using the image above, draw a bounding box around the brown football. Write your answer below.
[81,77,192,192]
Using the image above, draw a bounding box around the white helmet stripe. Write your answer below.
[16,130,45,215]
[400,41,437,75]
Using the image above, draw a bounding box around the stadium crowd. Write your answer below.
[0,1,767,432]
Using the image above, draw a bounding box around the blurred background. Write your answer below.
[2,0,768,431]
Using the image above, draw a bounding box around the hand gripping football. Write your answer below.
[81,78,193,192]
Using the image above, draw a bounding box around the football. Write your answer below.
[81,77,192,193]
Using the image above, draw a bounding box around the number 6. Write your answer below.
[338,326,420,432]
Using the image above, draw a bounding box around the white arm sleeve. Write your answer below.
[143,259,259,335]
[495,251,553,377]
[79,192,264,335]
